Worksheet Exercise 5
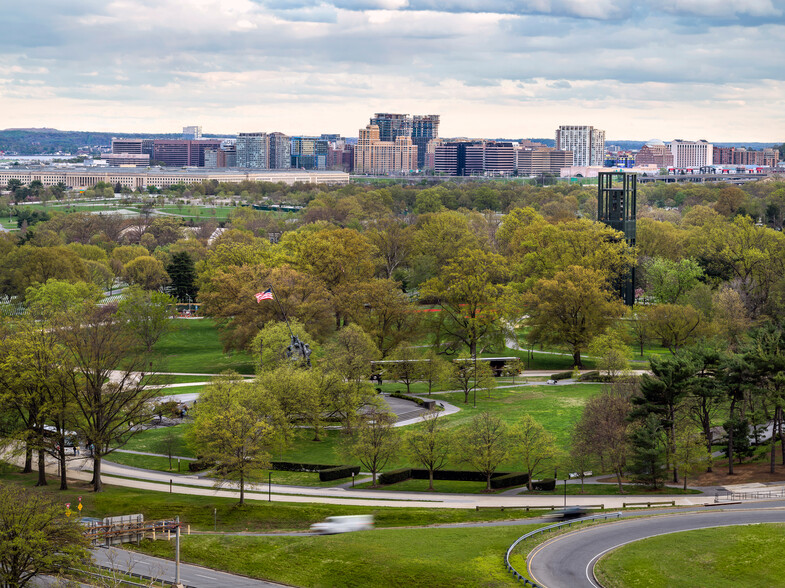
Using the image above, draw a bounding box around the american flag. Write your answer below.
[255,288,274,303]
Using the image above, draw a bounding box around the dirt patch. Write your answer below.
[689,461,785,487]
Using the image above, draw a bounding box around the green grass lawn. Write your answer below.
[121,424,194,457]
[152,319,255,374]
[157,206,234,220]
[107,452,192,472]
[378,375,533,395]
[151,384,206,397]
[509,348,597,371]
[437,383,603,454]
[127,526,536,587]
[143,374,215,385]
[0,464,545,532]
[595,524,785,588]
[512,323,677,369]
[127,383,605,475]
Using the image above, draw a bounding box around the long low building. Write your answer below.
[0,167,350,189]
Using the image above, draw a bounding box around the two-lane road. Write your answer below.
[528,508,785,587]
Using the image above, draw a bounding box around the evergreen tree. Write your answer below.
[629,413,667,489]
[722,416,755,464]
[633,354,694,483]
[166,251,197,303]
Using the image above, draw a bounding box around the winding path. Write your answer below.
[527,507,785,588]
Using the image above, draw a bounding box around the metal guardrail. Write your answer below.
[715,487,785,502]
[69,564,197,588]
[476,504,605,512]
[504,512,623,586]
[622,500,675,508]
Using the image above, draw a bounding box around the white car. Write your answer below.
[310,515,374,535]
[546,379,558,385]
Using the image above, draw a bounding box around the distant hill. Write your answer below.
[0,129,232,155]
[607,140,780,151]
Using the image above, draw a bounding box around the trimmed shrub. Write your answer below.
[550,371,573,381]
[389,392,427,406]
[379,468,412,485]
[578,371,617,382]
[271,461,334,472]
[319,464,361,482]
[578,370,600,382]
[489,472,530,489]
[187,457,214,472]
[532,478,557,491]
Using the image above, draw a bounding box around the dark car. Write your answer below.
[549,506,588,520]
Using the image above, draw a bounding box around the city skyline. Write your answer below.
[1,1,783,141]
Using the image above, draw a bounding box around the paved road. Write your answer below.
[92,546,287,588]
[527,507,785,588]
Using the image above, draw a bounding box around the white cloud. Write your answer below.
[659,0,782,17]
[0,1,783,140]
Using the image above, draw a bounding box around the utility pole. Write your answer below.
[174,515,183,588]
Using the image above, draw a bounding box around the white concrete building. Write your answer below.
[667,140,713,168]
[555,125,605,167]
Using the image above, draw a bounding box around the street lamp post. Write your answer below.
[473,350,477,408]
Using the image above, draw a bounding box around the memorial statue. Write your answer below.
[286,334,312,368]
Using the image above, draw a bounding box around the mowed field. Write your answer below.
[124,382,603,480]
[128,526,534,587]
[152,319,255,374]
[595,524,785,588]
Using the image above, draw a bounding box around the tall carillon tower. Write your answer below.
[597,171,637,306]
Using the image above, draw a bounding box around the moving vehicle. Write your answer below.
[310,515,374,535]
[548,506,588,520]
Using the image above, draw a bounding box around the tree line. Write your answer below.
[0,281,176,493]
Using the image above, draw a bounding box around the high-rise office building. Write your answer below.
[667,140,713,168]
[411,115,440,169]
[182,126,202,140]
[236,132,269,168]
[268,132,291,170]
[151,140,221,167]
[354,124,417,175]
[516,147,573,175]
[290,136,328,170]
[555,125,605,167]
[112,138,154,156]
[370,114,412,142]
[368,113,439,170]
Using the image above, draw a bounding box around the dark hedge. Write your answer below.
[319,464,361,482]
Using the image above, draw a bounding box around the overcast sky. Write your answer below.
[1,0,783,141]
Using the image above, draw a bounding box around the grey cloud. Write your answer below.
[1,0,783,134]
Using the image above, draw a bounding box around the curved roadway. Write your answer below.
[527,507,785,588]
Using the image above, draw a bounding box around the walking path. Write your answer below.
[9,448,714,509]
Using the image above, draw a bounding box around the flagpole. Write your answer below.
[268,284,294,338]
